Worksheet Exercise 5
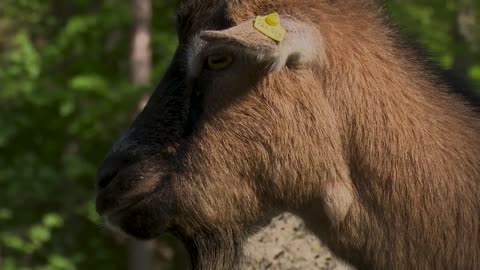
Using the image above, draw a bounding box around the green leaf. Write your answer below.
[78,200,101,224]
[42,213,64,228]
[0,208,12,220]
[59,101,75,117]
[1,232,27,251]
[48,254,77,270]
[28,225,51,244]
[470,65,480,82]
[0,257,18,270]
[69,74,109,94]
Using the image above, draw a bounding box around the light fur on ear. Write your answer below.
[199,17,321,72]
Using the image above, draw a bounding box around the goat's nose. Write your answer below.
[96,151,132,192]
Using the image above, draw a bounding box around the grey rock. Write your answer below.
[242,213,354,270]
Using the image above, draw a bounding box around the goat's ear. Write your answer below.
[199,17,319,72]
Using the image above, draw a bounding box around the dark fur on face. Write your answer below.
[96,0,480,269]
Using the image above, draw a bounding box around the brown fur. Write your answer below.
[96,1,480,269]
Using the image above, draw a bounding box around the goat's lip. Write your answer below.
[95,164,165,216]
[95,173,164,215]
[102,190,171,240]
[96,191,148,216]
[96,172,174,239]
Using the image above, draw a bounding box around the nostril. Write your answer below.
[97,168,119,190]
[96,151,137,192]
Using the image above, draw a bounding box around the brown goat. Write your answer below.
[95,0,480,269]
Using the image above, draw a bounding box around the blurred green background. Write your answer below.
[0,0,479,269]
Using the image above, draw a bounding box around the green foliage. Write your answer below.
[0,0,478,270]
[0,0,177,269]
[386,0,480,86]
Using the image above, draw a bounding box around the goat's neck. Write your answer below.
[307,19,480,269]
[321,20,480,186]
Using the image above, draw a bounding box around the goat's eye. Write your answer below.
[206,54,233,71]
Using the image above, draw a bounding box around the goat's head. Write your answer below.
[96,0,358,267]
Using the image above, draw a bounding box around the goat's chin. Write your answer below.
[104,198,169,240]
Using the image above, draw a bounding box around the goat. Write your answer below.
[96,0,480,269]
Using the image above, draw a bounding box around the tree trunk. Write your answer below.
[129,0,154,270]
[130,0,152,86]
[128,241,155,270]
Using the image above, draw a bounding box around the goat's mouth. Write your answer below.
[103,193,170,240]
[96,188,149,216]
[95,164,174,240]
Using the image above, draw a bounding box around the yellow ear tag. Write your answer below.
[254,12,286,42]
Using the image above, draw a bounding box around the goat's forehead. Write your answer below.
[177,0,277,35]
[177,0,316,37]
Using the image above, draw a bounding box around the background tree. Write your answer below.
[128,0,155,270]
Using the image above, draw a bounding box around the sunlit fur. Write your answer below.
[97,1,480,269]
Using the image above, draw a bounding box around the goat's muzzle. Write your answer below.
[95,150,173,239]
